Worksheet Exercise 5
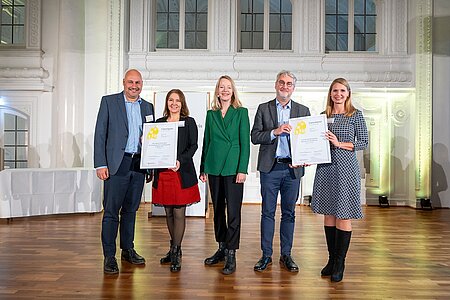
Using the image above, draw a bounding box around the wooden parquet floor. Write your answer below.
[1,204,450,299]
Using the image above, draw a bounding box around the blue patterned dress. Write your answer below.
[311,110,369,219]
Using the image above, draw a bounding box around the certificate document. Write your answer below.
[289,115,331,165]
[140,122,178,169]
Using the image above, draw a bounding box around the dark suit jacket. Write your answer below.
[94,91,154,176]
[152,116,199,189]
[251,99,310,178]
[200,106,250,176]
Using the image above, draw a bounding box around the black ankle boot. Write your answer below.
[170,245,182,272]
[331,229,352,282]
[204,242,226,265]
[160,250,171,264]
[161,240,182,264]
[321,226,336,276]
[222,249,236,275]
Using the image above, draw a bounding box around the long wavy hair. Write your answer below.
[325,78,356,117]
[163,89,190,117]
[211,75,242,110]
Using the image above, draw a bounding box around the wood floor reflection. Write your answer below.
[1,204,450,299]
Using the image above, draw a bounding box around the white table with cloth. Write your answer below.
[0,168,102,218]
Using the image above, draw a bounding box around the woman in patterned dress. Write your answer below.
[311,78,368,282]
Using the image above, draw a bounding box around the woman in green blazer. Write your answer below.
[200,75,250,275]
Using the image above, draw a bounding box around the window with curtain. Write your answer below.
[156,0,208,50]
[0,0,25,46]
[240,0,292,50]
[325,0,376,52]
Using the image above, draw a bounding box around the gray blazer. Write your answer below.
[251,99,310,178]
[94,92,154,176]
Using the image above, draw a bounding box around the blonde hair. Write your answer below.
[211,75,242,110]
[325,78,356,117]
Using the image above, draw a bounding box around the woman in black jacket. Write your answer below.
[152,89,200,272]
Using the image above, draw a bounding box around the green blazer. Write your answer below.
[200,106,250,176]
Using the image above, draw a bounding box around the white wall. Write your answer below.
[40,0,109,168]
[432,0,450,208]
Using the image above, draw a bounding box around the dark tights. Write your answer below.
[164,206,186,247]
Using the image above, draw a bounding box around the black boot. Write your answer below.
[331,229,352,282]
[222,249,236,275]
[204,242,226,265]
[160,240,182,264]
[321,226,336,276]
[170,245,182,272]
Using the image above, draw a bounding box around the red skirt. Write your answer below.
[152,170,200,206]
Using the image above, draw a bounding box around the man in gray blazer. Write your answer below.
[251,70,310,273]
[94,69,154,274]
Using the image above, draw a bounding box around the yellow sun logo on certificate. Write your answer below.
[146,126,159,139]
[294,121,307,135]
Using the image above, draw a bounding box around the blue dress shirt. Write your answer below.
[270,99,291,158]
[124,96,142,154]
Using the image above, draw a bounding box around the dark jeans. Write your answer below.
[208,174,244,250]
[260,163,300,257]
[101,156,145,257]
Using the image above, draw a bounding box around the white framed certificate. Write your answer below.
[289,115,331,165]
[140,122,178,169]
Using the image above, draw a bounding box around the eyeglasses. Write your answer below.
[277,80,294,88]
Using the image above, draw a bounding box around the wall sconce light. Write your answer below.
[378,195,389,207]
[419,198,432,210]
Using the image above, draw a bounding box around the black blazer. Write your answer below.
[251,99,310,178]
[153,116,199,189]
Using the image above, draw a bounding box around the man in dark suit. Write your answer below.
[251,70,310,273]
[94,69,154,274]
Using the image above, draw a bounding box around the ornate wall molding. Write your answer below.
[133,52,413,86]
[107,0,123,93]
[296,71,411,83]
[0,67,49,79]
[414,0,432,202]
[27,0,41,49]
[391,0,408,54]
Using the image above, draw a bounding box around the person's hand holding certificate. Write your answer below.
[140,122,178,169]
[289,115,331,165]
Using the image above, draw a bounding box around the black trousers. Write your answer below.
[101,156,145,257]
[208,174,244,250]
